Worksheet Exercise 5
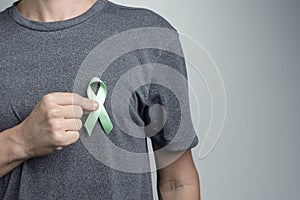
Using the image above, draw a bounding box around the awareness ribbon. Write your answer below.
[84,77,113,136]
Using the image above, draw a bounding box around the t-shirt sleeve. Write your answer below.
[139,24,199,152]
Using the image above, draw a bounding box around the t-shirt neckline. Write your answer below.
[8,0,108,32]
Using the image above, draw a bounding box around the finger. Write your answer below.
[63,119,83,131]
[74,94,99,112]
[60,105,83,119]
[83,110,93,115]
[61,131,80,146]
[50,92,98,112]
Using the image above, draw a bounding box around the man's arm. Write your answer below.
[0,125,27,177]
[0,93,98,178]
[154,147,201,200]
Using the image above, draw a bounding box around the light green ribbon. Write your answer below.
[84,77,113,136]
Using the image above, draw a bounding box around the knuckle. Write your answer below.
[48,119,63,131]
[78,107,84,117]
[72,131,80,141]
[65,131,80,146]
[51,133,63,145]
[74,106,83,118]
[46,106,61,118]
[76,119,83,130]
[42,94,55,105]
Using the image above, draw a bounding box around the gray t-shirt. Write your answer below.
[0,0,198,199]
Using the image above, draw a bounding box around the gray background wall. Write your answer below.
[1,0,299,199]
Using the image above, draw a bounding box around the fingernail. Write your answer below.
[93,101,99,110]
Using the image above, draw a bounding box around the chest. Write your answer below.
[0,37,86,130]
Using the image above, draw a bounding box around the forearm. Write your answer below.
[158,176,200,200]
[0,124,27,178]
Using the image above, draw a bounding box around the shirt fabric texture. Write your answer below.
[0,0,199,199]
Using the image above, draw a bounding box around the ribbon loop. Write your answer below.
[84,77,113,136]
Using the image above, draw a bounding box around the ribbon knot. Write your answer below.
[84,77,113,136]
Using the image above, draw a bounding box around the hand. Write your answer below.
[15,92,98,159]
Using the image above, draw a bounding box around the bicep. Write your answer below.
[153,144,199,185]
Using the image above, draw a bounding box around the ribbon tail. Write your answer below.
[84,111,98,136]
[99,108,113,135]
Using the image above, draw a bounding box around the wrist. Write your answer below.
[3,123,31,163]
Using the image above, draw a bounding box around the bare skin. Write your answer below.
[16,0,97,22]
[1,0,99,178]
[153,145,201,200]
[1,0,201,199]
[0,92,98,177]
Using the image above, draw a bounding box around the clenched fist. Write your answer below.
[16,92,98,159]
